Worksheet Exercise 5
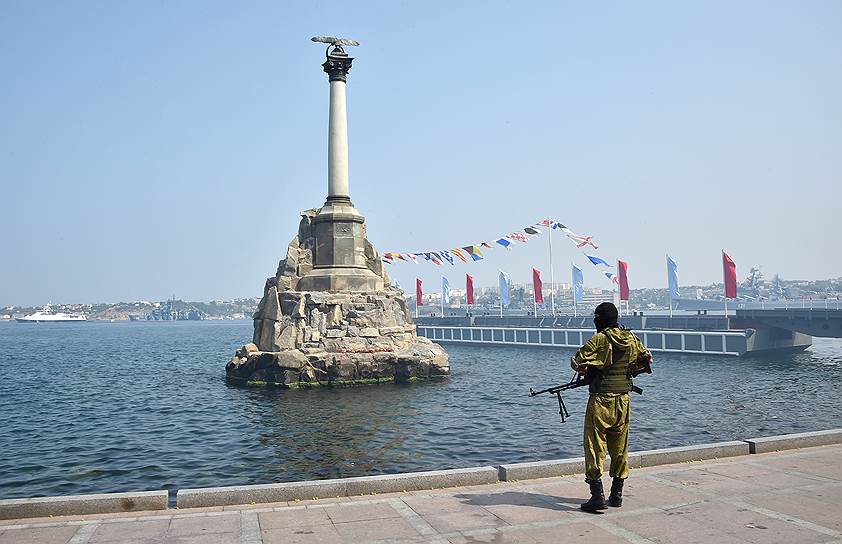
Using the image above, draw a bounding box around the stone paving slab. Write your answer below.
[2,444,842,543]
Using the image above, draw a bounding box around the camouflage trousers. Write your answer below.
[583,393,631,482]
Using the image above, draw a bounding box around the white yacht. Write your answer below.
[16,305,87,323]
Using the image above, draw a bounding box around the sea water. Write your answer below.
[1,320,840,500]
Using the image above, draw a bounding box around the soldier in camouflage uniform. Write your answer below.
[571,302,652,512]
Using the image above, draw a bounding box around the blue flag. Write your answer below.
[572,264,584,302]
[587,255,610,267]
[495,238,512,250]
[499,271,510,306]
[442,276,450,304]
[667,255,680,300]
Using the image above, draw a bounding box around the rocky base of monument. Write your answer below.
[225,208,449,387]
[226,289,449,386]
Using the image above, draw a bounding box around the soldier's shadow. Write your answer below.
[453,491,581,512]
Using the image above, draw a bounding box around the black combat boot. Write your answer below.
[608,478,624,507]
[580,479,607,512]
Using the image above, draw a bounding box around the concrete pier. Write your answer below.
[414,315,814,356]
[2,431,841,543]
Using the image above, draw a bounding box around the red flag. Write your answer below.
[415,278,423,306]
[618,260,630,301]
[466,274,475,305]
[532,268,544,303]
[723,251,737,299]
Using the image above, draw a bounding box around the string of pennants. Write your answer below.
[382,218,620,285]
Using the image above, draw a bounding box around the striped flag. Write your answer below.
[451,248,469,263]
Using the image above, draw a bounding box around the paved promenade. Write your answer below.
[2,444,841,544]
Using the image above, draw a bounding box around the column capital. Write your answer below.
[323,52,353,82]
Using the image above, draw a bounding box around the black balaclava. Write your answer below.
[593,302,619,332]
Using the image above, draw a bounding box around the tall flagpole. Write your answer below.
[548,216,556,316]
[533,286,538,317]
[617,284,622,318]
[724,300,728,328]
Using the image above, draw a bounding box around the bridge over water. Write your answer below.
[734,308,842,338]
[415,308,842,356]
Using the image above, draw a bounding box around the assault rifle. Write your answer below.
[529,353,653,424]
[529,371,591,423]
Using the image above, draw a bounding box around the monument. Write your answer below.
[226,37,449,387]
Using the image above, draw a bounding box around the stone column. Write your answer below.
[326,57,351,201]
[296,46,384,293]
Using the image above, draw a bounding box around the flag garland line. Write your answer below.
[382,219,590,266]
[382,217,622,288]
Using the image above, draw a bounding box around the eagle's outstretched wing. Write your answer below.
[311,36,360,47]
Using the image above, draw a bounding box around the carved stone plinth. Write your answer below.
[296,199,383,292]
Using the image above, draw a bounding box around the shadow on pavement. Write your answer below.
[453,491,581,512]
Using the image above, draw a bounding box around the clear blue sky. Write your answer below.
[2,1,840,306]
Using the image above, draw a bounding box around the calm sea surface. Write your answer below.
[1,320,841,501]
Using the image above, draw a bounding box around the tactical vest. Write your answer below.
[589,330,633,394]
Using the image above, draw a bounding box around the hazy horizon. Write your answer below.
[2,1,840,307]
